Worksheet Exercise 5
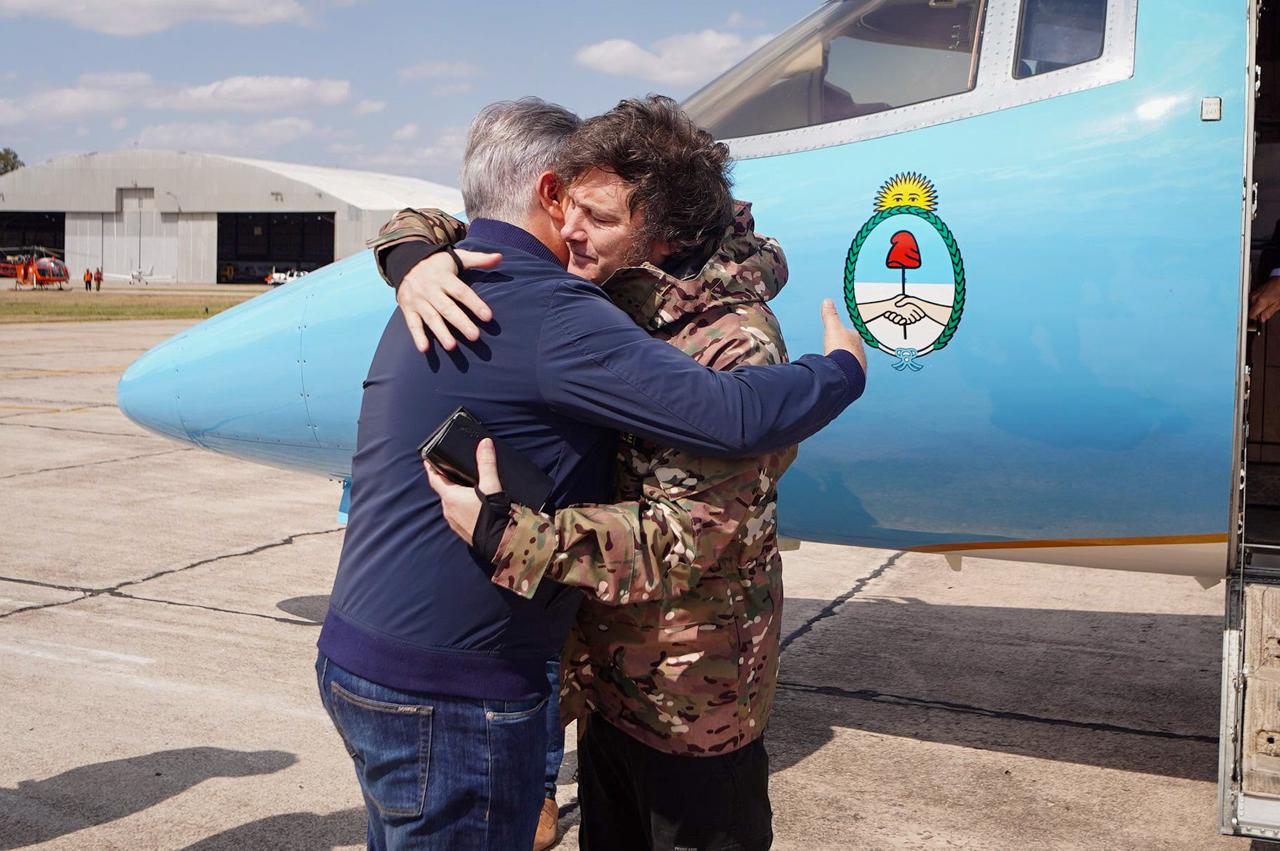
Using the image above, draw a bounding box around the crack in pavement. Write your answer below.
[0,396,110,407]
[110,527,345,594]
[108,591,320,626]
[3,348,147,356]
[0,402,113,415]
[780,551,905,653]
[0,365,128,380]
[0,421,153,439]
[0,527,345,620]
[775,679,1218,744]
[0,575,92,593]
[0,592,94,620]
[0,447,192,480]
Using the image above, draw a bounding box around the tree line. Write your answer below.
[0,147,23,175]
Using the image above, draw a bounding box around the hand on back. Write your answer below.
[397,249,502,352]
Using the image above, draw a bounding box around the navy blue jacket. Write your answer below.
[319,219,865,700]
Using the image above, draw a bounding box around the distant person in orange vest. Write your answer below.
[83,269,92,291]
[94,267,102,291]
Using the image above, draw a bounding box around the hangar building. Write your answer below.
[0,149,462,283]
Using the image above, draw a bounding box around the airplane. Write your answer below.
[112,0,1280,840]
[104,266,175,287]
[264,267,309,286]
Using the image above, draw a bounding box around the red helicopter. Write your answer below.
[2,247,69,289]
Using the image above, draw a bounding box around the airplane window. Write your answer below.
[683,0,986,140]
[1014,0,1105,78]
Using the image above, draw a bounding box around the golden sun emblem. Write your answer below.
[874,172,938,212]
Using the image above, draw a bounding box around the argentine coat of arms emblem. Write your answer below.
[843,172,966,371]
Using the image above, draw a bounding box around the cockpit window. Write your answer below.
[682,0,986,140]
[1014,0,1106,79]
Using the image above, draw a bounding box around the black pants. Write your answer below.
[577,715,773,851]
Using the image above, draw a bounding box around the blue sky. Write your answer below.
[0,1,814,186]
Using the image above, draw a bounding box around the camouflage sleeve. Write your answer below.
[489,440,797,604]
[366,208,468,286]
[490,486,697,605]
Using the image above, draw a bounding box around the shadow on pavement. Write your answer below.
[182,807,366,850]
[277,594,330,625]
[769,597,1221,782]
[0,747,296,849]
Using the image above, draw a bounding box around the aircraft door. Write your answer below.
[1219,0,1280,840]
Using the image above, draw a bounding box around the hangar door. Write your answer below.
[216,213,334,283]
[0,212,64,251]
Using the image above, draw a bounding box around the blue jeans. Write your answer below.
[317,654,548,850]
[544,658,564,799]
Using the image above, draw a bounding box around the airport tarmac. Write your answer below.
[0,319,1253,850]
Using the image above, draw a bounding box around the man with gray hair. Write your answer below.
[316,98,867,849]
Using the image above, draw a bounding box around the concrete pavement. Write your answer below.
[0,320,1251,849]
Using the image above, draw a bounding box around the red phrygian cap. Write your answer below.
[885,230,921,270]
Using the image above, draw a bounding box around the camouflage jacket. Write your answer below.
[369,203,796,756]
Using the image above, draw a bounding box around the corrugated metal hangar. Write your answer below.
[0,150,463,283]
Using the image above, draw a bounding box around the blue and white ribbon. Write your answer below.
[892,347,923,372]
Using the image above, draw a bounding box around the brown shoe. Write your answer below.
[533,796,558,851]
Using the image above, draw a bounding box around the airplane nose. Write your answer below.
[117,282,317,463]
[115,252,391,476]
[117,334,189,442]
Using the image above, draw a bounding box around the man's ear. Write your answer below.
[646,238,674,267]
[535,171,565,226]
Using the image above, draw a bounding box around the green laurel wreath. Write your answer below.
[843,205,966,356]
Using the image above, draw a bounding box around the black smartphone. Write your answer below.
[418,407,554,512]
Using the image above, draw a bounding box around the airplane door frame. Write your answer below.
[1220,0,1277,839]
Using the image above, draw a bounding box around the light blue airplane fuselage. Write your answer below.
[117,1,1247,571]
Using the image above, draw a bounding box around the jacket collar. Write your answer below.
[465,218,562,267]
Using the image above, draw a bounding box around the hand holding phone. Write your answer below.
[418,407,553,512]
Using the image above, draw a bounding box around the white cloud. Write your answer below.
[110,116,129,131]
[0,70,154,126]
[136,116,317,152]
[0,0,306,36]
[399,61,482,81]
[331,126,466,182]
[0,72,351,127]
[575,29,771,87]
[431,82,473,97]
[354,99,386,115]
[253,116,317,143]
[29,85,133,121]
[155,76,350,112]
[391,123,418,142]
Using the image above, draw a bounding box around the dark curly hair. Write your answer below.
[556,95,734,259]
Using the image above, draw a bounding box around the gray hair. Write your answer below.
[459,98,581,223]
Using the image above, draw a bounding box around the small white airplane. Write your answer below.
[266,268,309,286]
[104,266,174,287]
